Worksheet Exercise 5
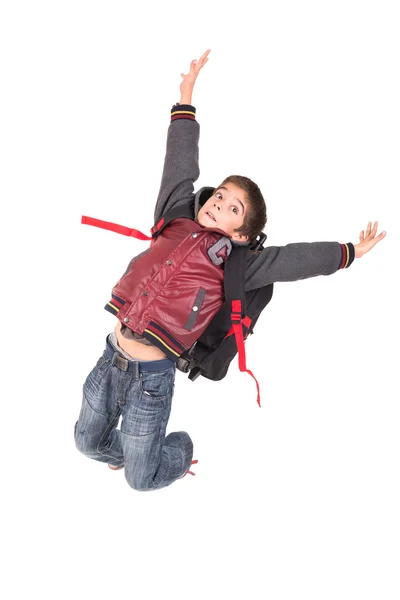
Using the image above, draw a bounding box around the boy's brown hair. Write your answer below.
[213,175,267,244]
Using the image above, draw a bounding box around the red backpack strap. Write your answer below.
[81,204,194,240]
[81,216,152,240]
[231,299,261,407]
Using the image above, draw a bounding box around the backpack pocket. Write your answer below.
[184,287,207,331]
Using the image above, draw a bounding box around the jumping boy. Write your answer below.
[74,49,386,491]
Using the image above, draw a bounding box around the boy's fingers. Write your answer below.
[197,50,211,66]
[358,224,385,249]
[196,58,208,70]
[187,50,210,74]
[368,222,379,239]
[200,49,211,60]
[370,231,386,248]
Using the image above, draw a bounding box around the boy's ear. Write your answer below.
[232,232,249,242]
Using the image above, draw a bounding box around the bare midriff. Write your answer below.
[114,320,168,361]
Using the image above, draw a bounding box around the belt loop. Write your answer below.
[134,361,140,380]
[111,352,118,367]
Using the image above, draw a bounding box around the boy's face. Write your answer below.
[197,182,249,242]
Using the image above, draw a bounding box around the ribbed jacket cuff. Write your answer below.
[170,103,196,122]
[338,242,355,269]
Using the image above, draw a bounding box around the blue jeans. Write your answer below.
[74,333,193,491]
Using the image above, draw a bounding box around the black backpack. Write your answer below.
[180,246,273,383]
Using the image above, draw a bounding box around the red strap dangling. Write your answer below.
[231,300,261,407]
[81,216,152,240]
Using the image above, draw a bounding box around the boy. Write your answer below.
[74,50,386,491]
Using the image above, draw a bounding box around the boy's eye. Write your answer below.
[215,192,239,214]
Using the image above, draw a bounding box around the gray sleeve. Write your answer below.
[244,241,353,290]
[153,104,200,223]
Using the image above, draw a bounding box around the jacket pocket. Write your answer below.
[184,287,207,331]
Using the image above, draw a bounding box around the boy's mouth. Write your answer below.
[206,210,216,222]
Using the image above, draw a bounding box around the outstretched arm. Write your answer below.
[245,221,386,290]
[153,50,211,223]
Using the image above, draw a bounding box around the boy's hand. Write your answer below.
[354,221,386,258]
[179,49,211,105]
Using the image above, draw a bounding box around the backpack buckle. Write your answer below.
[151,217,165,237]
[231,312,242,323]
[251,232,267,252]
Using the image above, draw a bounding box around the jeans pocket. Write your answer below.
[139,367,175,402]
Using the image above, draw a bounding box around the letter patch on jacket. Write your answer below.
[207,237,232,266]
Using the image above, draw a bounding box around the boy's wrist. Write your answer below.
[180,84,194,105]
[180,94,193,104]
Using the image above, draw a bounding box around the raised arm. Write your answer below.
[153,50,211,223]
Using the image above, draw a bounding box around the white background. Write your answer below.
[1,1,399,598]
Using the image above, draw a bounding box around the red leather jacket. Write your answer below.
[104,217,233,361]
